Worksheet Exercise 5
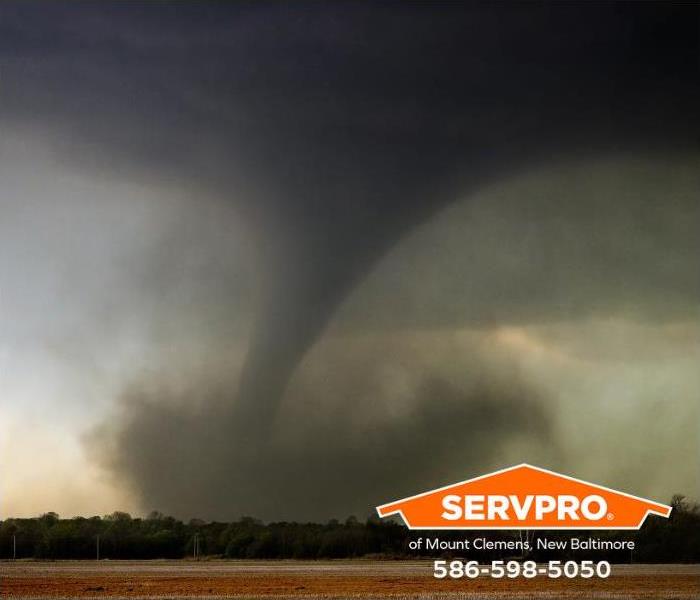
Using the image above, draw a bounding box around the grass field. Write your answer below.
[1,560,697,599]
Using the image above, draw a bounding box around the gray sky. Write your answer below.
[0,2,698,520]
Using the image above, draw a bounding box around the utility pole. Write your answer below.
[96,535,100,561]
[193,534,199,560]
[13,534,16,560]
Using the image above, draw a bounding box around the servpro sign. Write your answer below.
[376,464,671,530]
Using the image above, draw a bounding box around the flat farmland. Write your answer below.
[1,560,698,599]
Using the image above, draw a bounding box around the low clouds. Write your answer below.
[87,330,557,522]
[87,315,699,522]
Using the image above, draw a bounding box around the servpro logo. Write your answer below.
[376,464,671,530]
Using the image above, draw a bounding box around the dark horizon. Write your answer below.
[2,495,699,563]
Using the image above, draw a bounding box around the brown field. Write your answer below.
[0,560,697,599]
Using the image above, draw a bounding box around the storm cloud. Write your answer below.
[84,156,699,520]
[88,333,557,521]
[1,3,698,519]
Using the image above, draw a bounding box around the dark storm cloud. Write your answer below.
[82,155,698,519]
[87,335,557,521]
[2,2,698,517]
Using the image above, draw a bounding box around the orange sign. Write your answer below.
[376,464,671,530]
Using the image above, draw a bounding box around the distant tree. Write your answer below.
[40,512,59,526]
[1,497,697,561]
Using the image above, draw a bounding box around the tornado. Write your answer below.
[1,2,698,518]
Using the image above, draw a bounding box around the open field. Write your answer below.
[1,560,698,599]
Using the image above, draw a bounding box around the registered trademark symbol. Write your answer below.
[607,513,614,520]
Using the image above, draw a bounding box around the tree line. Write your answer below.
[1,495,697,562]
